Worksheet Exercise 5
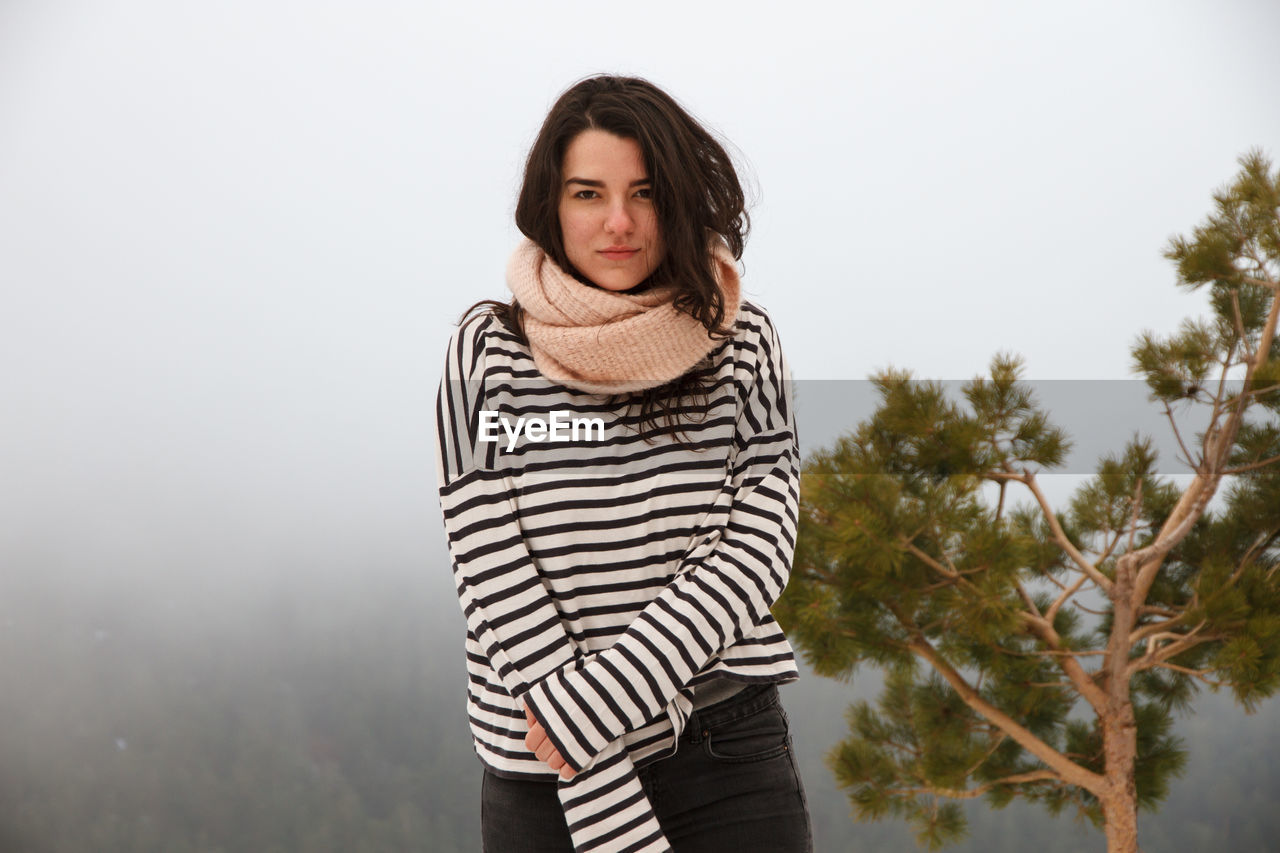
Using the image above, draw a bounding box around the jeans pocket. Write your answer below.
[703,703,791,764]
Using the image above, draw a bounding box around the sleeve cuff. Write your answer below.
[523,666,612,772]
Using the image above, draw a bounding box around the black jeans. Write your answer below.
[481,683,812,852]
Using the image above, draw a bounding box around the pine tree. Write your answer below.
[776,151,1280,853]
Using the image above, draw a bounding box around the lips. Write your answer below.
[599,247,639,261]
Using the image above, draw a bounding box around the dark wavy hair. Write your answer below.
[463,74,751,439]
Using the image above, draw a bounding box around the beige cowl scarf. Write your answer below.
[505,238,742,395]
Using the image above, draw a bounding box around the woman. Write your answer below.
[435,75,811,853]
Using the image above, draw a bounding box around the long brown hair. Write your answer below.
[463,75,751,440]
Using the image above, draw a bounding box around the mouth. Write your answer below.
[599,247,640,261]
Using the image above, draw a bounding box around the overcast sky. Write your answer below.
[2,0,1279,590]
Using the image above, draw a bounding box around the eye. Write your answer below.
[572,189,600,200]
[635,187,653,200]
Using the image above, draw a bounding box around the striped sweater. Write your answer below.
[434,300,801,852]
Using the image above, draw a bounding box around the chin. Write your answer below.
[589,272,643,292]
[601,280,642,293]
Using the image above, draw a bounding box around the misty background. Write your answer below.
[3,1,1280,850]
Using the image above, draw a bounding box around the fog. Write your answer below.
[3,0,1280,849]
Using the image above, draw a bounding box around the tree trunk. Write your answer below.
[1101,792,1139,853]
[1102,565,1141,853]
[1100,700,1140,853]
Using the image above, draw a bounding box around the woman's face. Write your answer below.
[557,129,665,292]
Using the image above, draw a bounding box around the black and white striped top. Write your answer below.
[434,301,801,852]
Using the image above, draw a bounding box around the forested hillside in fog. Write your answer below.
[2,557,1277,852]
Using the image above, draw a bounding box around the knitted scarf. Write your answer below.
[505,238,742,395]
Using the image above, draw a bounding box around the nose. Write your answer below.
[603,202,634,236]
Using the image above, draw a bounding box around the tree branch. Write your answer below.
[962,733,1008,777]
[906,635,1107,795]
[1016,583,1041,617]
[1005,469,1114,594]
[1126,479,1144,556]
[1072,600,1109,617]
[1129,471,1220,610]
[1241,275,1280,290]
[1130,612,1194,646]
[1015,588,1110,716]
[1147,627,1213,664]
[889,770,1061,801]
[1128,622,1212,677]
[1224,453,1280,475]
[1147,661,1226,687]
[1162,401,1200,470]
[904,541,960,580]
[998,647,1107,658]
[1229,288,1253,363]
[1045,573,1088,624]
[1134,302,1270,605]
[1097,527,1126,566]
[1239,528,1280,577]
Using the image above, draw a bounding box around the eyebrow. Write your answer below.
[564,177,651,187]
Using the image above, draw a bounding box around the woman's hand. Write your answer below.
[523,703,577,780]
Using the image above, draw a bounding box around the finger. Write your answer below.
[525,727,545,753]
[536,740,555,764]
[560,764,576,780]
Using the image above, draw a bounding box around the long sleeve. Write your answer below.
[435,313,671,852]
[522,312,800,773]
[436,314,580,696]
